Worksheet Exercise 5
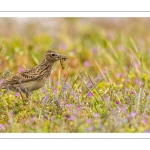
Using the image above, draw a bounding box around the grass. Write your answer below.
[0,18,150,132]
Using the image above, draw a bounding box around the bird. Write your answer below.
[0,50,67,101]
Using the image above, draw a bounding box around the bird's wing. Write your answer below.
[4,67,39,85]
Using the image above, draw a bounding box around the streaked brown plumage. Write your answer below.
[0,50,67,100]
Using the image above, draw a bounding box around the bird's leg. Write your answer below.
[19,92,25,102]
[17,80,30,102]
[0,84,10,98]
[25,91,31,101]
[12,86,24,102]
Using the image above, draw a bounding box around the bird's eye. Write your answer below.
[51,53,56,57]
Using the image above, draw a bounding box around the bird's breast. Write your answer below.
[22,80,45,91]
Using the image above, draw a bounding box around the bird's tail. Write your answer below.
[0,82,6,90]
[0,81,9,99]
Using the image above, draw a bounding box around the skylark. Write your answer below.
[0,50,67,100]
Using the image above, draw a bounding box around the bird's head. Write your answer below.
[45,50,67,69]
[45,50,67,62]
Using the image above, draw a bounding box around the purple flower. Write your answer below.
[32,117,36,122]
[124,66,129,71]
[60,44,67,50]
[14,93,19,98]
[87,126,93,131]
[98,97,101,101]
[76,107,81,111]
[68,116,73,121]
[55,81,58,85]
[133,79,139,84]
[24,120,29,125]
[65,104,71,108]
[87,81,92,87]
[83,61,89,67]
[43,95,49,101]
[142,119,146,125]
[144,130,150,133]
[0,124,5,130]
[93,113,99,117]
[121,106,126,112]
[115,101,119,105]
[139,81,144,87]
[86,119,91,124]
[125,88,129,92]
[18,67,24,73]
[132,62,138,67]
[90,48,97,54]
[87,92,92,97]
[129,112,136,118]
[115,73,121,78]
[65,82,71,90]
[42,89,46,93]
[130,91,135,95]
[52,90,57,94]
[70,91,75,95]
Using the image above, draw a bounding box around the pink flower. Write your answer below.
[42,89,46,93]
[18,68,24,73]
[139,81,144,86]
[60,44,66,50]
[90,48,97,54]
[87,92,92,97]
[129,112,136,118]
[55,81,58,85]
[133,79,139,84]
[121,106,126,112]
[68,116,73,121]
[93,113,99,117]
[65,104,71,108]
[86,119,91,124]
[115,73,121,78]
[14,93,19,98]
[132,62,138,67]
[124,66,129,71]
[76,107,81,111]
[144,130,150,133]
[87,81,92,87]
[83,61,89,67]
[130,91,135,95]
[142,119,146,125]
[43,95,48,101]
[32,117,36,123]
[24,120,29,125]
[70,91,75,95]
[115,101,119,105]
[53,90,57,94]
[87,126,93,131]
